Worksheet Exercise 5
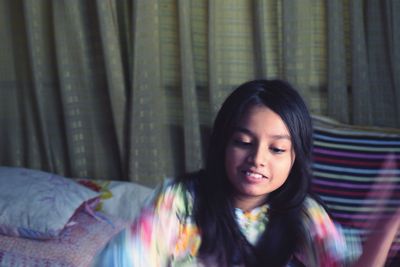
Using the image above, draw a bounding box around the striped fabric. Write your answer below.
[311,115,400,266]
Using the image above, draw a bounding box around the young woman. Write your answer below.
[105,80,399,267]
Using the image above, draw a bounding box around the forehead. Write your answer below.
[236,105,291,137]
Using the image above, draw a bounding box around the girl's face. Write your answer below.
[225,105,295,211]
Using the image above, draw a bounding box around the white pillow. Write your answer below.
[0,167,99,239]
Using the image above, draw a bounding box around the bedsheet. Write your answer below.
[0,178,152,267]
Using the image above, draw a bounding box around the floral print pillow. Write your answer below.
[0,167,99,239]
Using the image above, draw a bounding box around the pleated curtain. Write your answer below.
[0,0,399,186]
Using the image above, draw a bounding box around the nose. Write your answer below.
[247,145,267,167]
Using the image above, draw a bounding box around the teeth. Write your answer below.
[246,171,264,179]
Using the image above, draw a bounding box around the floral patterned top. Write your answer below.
[125,179,360,267]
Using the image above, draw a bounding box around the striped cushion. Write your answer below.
[311,115,400,266]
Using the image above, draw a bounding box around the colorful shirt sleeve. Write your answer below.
[126,179,200,267]
[295,197,361,267]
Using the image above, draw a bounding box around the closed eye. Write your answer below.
[271,147,285,154]
[233,140,252,147]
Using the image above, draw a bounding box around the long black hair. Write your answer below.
[180,79,313,266]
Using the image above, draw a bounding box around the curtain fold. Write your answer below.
[0,0,399,186]
[350,0,373,126]
[52,0,123,180]
[129,0,167,186]
[178,0,203,172]
[365,0,398,126]
[283,0,313,103]
[385,0,400,126]
[326,0,349,124]
[96,0,127,166]
[53,0,94,177]
[0,0,22,166]
[252,0,269,79]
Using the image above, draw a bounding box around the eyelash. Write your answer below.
[233,140,286,154]
[271,147,285,154]
[233,140,252,146]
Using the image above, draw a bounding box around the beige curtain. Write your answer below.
[0,0,399,187]
[327,0,400,126]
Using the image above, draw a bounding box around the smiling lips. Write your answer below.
[242,170,267,180]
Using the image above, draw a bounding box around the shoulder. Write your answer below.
[302,195,329,217]
[300,195,337,235]
[297,196,362,265]
[299,195,347,255]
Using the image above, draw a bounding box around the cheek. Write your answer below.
[277,150,295,173]
[225,147,246,174]
[272,156,294,179]
[226,147,247,163]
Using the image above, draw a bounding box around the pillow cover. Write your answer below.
[0,209,128,267]
[77,179,152,220]
[0,167,99,239]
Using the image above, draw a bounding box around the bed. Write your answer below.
[0,116,399,266]
[0,167,152,267]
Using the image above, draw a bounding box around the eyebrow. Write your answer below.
[233,126,292,141]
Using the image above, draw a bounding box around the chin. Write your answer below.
[241,187,270,198]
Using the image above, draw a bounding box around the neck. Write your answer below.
[232,194,268,212]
